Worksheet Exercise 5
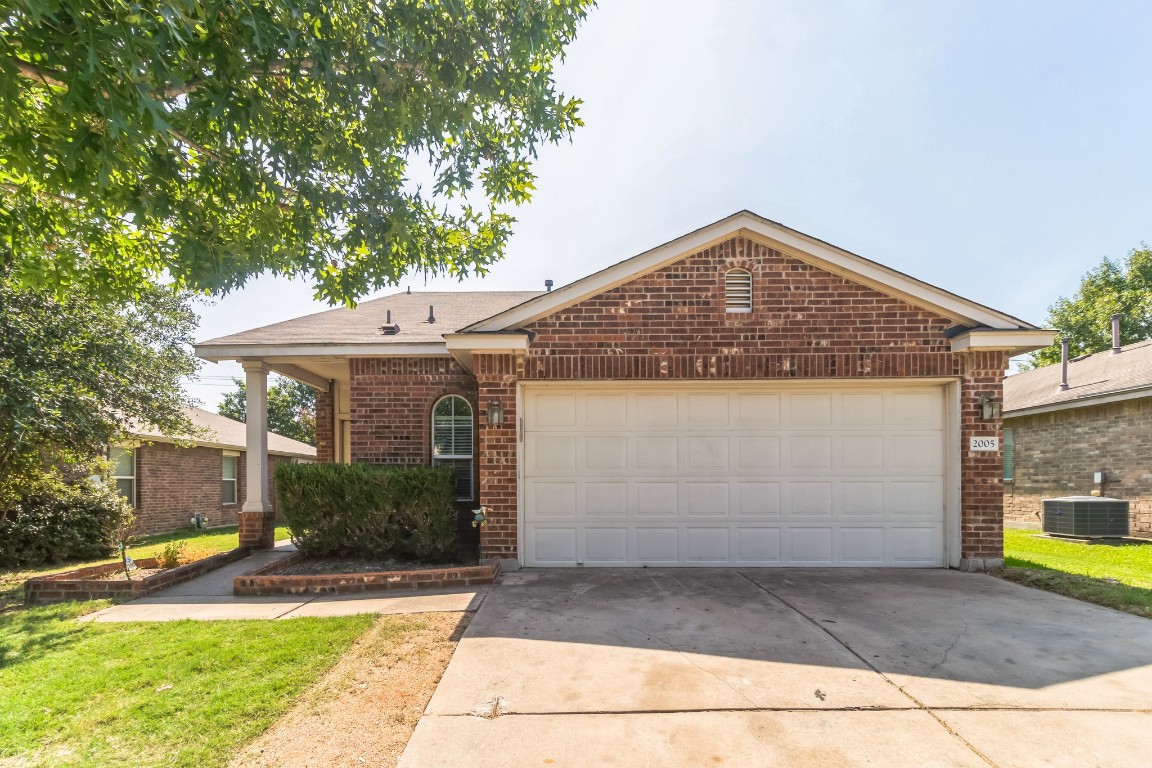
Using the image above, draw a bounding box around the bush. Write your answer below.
[157,542,216,569]
[0,478,133,568]
[275,463,458,562]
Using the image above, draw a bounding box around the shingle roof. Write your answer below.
[199,290,542,347]
[132,407,316,458]
[1004,339,1152,414]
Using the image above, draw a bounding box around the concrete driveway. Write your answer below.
[399,569,1152,767]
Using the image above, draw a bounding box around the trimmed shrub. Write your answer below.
[0,479,133,568]
[275,463,458,562]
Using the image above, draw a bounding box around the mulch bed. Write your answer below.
[276,557,472,576]
[94,567,166,581]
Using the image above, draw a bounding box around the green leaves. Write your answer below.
[1,0,594,304]
[0,270,200,518]
[1027,247,1152,368]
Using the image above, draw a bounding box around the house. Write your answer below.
[1003,332,1152,536]
[113,406,316,535]
[196,211,1053,567]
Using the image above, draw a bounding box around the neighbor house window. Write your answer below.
[110,446,136,507]
[1003,428,1014,482]
[725,268,752,313]
[222,453,239,504]
[432,395,474,501]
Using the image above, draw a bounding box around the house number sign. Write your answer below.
[969,436,999,451]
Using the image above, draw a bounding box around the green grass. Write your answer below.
[1001,528,1152,618]
[0,525,291,612]
[0,602,373,768]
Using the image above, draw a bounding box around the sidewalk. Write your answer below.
[81,542,487,622]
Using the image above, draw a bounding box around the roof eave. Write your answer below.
[195,342,451,362]
[462,211,1041,333]
[949,329,1057,354]
[1004,384,1152,419]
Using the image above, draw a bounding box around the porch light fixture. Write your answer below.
[979,394,1002,420]
[486,398,504,427]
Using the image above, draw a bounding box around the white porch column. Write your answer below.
[240,361,273,548]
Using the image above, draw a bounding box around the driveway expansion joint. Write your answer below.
[736,571,1002,768]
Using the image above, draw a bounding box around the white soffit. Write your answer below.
[444,332,530,373]
[463,211,1039,333]
[949,329,1056,354]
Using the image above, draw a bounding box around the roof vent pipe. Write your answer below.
[427,305,436,324]
[1058,339,1070,392]
[386,310,391,324]
[1111,313,1122,355]
[545,279,554,292]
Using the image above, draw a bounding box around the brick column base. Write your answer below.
[238,510,275,549]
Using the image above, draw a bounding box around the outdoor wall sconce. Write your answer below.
[487,398,504,427]
[979,394,1002,420]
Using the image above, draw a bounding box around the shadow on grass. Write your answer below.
[0,602,94,671]
[997,558,1152,619]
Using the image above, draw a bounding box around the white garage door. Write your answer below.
[522,384,946,567]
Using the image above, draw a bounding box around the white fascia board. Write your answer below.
[466,211,1038,332]
[1004,386,1152,419]
[949,329,1056,354]
[195,342,450,362]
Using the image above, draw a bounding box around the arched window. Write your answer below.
[725,268,753,313]
[432,395,474,501]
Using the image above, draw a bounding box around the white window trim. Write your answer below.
[725,268,753,313]
[431,395,475,502]
[222,453,239,504]
[109,445,136,508]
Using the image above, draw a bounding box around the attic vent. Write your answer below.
[380,324,401,335]
[725,269,752,313]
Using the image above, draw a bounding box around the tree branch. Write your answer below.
[10,59,69,90]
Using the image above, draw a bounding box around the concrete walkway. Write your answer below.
[81,543,486,622]
[400,568,1152,768]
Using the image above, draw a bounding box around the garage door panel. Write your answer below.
[586,437,627,471]
[685,482,729,516]
[735,527,783,564]
[635,482,678,516]
[585,483,628,516]
[787,527,834,563]
[737,393,781,425]
[735,482,781,516]
[635,528,679,563]
[839,527,887,564]
[736,435,780,469]
[635,437,678,470]
[583,528,628,563]
[686,435,730,470]
[523,385,945,567]
[636,394,678,426]
[585,394,627,426]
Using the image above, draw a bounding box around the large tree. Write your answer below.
[219,375,316,445]
[0,0,593,304]
[1026,246,1152,368]
[0,271,199,522]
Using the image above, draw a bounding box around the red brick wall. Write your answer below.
[133,443,295,536]
[315,388,335,463]
[476,354,521,559]
[959,352,1011,564]
[348,357,477,467]
[1005,398,1152,536]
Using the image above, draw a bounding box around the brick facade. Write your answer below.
[1005,397,1152,536]
[132,442,295,536]
[318,236,1013,567]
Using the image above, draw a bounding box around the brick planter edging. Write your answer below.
[233,555,501,596]
[24,547,251,605]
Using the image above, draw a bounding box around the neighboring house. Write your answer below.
[1003,338,1152,536]
[197,211,1052,568]
[113,407,315,535]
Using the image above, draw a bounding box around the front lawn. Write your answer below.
[0,525,291,611]
[1000,528,1152,618]
[0,602,372,768]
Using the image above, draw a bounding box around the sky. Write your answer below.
[188,0,1152,408]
